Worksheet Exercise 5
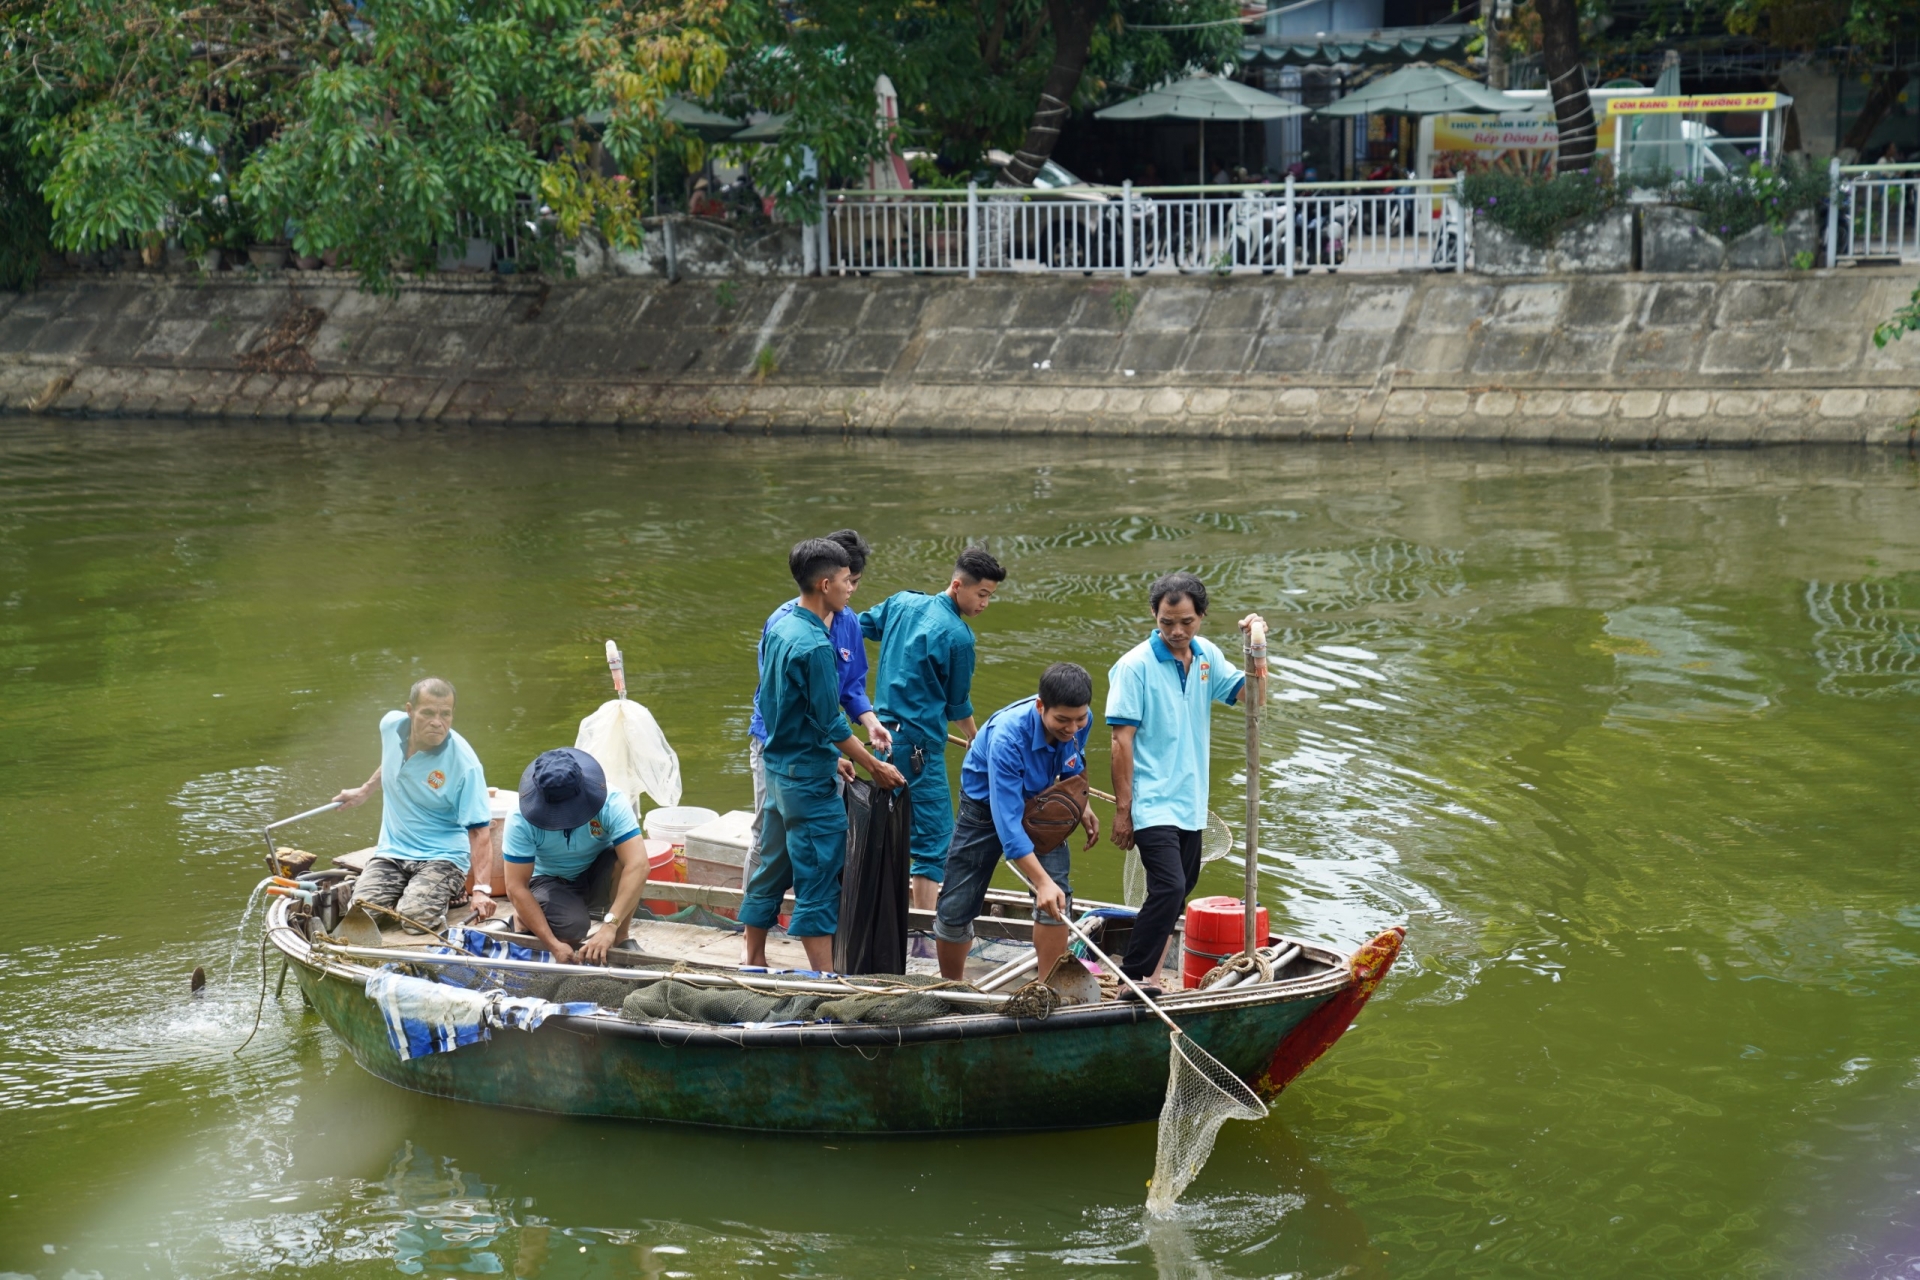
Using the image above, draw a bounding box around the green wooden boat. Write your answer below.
[266,893,1402,1134]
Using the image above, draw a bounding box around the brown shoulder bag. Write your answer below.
[1021,774,1089,853]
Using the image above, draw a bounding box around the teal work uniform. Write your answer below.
[1103,632,1245,830]
[502,789,641,880]
[741,605,854,939]
[859,590,977,883]
[374,710,490,872]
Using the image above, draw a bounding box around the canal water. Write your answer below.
[1,420,1916,1278]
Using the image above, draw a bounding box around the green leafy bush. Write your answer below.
[1459,168,1618,248]
[1668,158,1826,240]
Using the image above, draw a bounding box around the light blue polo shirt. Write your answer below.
[375,709,491,870]
[1104,633,1245,831]
[502,788,641,881]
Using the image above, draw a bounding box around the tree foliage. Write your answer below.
[3,0,743,288]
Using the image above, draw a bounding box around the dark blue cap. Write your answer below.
[518,747,608,832]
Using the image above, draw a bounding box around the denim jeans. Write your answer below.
[931,797,1072,944]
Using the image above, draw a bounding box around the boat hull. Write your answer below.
[276,909,1387,1134]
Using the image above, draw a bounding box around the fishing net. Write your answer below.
[1121,849,1147,909]
[834,779,912,976]
[618,972,960,1026]
[1145,1032,1269,1215]
[552,976,642,1010]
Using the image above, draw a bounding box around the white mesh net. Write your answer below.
[1122,848,1147,908]
[1146,1032,1269,1215]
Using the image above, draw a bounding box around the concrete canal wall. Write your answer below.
[2,269,1916,443]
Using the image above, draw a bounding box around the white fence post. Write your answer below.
[1454,180,1467,274]
[967,182,979,280]
[1283,174,1295,278]
[1122,180,1134,278]
[1826,157,1841,267]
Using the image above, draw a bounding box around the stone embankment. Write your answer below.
[1,268,1916,442]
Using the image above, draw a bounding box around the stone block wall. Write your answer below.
[1,268,1915,442]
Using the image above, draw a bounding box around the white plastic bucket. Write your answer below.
[643,805,719,849]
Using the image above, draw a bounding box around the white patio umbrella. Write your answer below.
[1316,63,1529,117]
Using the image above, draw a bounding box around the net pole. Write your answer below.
[1242,617,1267,956]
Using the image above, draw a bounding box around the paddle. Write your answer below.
[1000,857,1267,1212]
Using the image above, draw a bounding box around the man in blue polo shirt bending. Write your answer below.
[1106,573,1265,993]
[335,677,496,932]
[934,663,1099,981]
[744,528,892,891]
[743,538,906,972]
[502,747,651,965]
[861,545,1006,911]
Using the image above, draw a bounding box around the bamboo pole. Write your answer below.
[1242,617,1268,956]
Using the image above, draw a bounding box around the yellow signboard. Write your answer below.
[1432,113,1618,153]
[1608,93,1779,115]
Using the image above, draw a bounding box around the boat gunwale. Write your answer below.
[265,899,1356,1049]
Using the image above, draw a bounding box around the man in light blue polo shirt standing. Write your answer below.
[501,747,651,964]
[335,677,497,932]
[861,545,1006,910]
[1106,573,1264,991]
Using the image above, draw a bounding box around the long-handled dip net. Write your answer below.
[1121,811,1235,908]
[1004,863,1269,1213]
[1147,1027,1269,1214]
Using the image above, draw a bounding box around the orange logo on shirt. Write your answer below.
[427,770,446,790]
[590,820,605,838]
[1199,661,1211,682]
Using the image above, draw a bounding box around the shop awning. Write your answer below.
[1241,24,1475,68]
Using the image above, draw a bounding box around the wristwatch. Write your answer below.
[472,883,492,896]
[603,911,620,925]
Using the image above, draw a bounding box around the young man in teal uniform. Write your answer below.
[502,747,652,965]
[860,546,1006,910]
[742,538,906,971]
[1106,573,1265,992]
[933,663,1100,981]
[335,677,498,931]
[744,528,892,891]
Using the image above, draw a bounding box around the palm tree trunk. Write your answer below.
[1000,0,1098,187]
[1536,0,1595,172]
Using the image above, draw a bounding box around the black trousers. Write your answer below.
[1121,825,1203,980]
[526,849,618,944]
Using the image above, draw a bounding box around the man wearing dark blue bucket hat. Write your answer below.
[501,747,650,965]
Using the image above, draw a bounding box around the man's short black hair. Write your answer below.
[1037,662,1093,709]
[789,537,851,592]
[1149,571,1209,616]
[955,546,1006,584]
[824,529,872,576]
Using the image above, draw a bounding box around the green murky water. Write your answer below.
[2,420,1917,1278]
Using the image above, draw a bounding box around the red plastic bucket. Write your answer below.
[643,838,687,916]
[1182,896,1268,989]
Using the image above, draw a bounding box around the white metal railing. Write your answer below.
[1829,161,1920,264]
[819,179,1469,277]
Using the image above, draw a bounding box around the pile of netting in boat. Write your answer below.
[441,969,972,1026]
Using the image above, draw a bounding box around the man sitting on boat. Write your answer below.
[744,528,893,893]
[1106,574,1264,994]
[934,663,1099,981]
[860,545,1006,912]
[742,538,906,972]
[334,677,497,932]
[501,747,652,965]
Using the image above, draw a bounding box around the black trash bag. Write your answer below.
[833,778,912,976]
